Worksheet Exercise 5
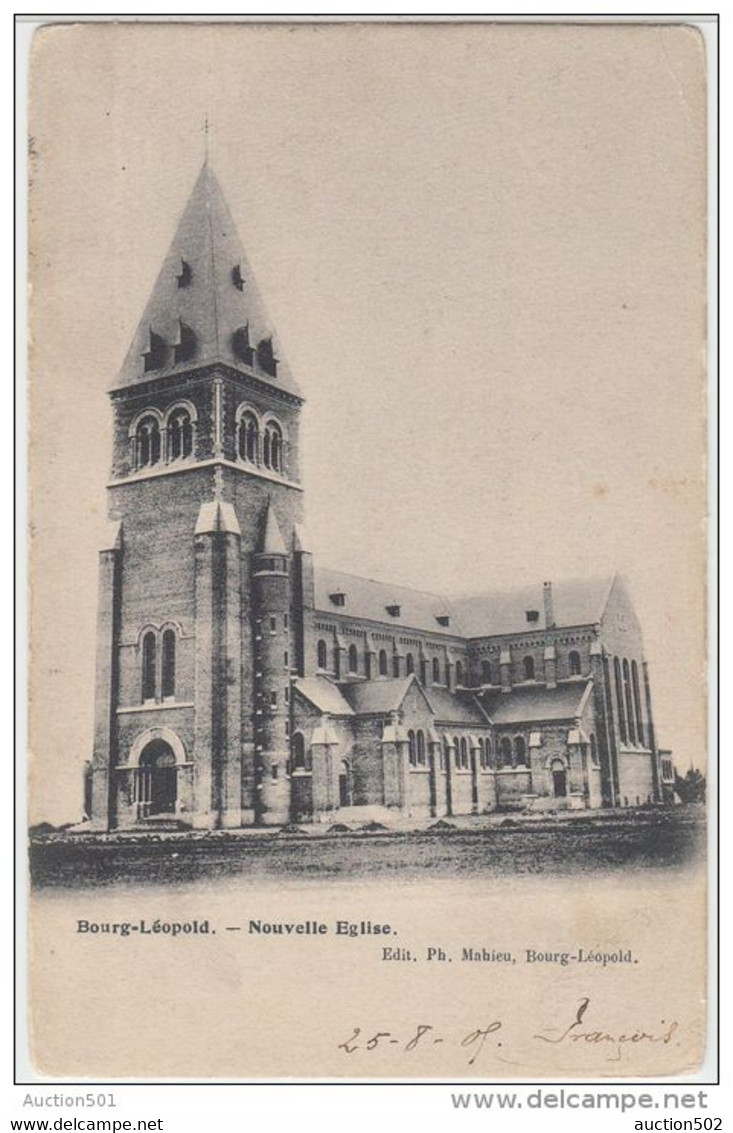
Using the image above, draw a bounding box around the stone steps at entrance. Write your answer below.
[133,816,191,833]
[325,804,400,826]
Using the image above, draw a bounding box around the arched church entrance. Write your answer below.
[550,759,567,799]
[137,739,178,816]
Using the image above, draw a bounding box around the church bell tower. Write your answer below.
[90,162,305,829]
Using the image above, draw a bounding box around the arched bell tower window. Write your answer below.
[523,655,535,681]
[405,653,415,675]
[348,644,358,674]
[161,629,176,698]
[238,411,260,464]
[317,639,328,671]
[263,420,283,473]
[167,408,193,461]
[378,649,388,676]
[142,632,156,702]
[432,656,441,683]
[136,416,161,468]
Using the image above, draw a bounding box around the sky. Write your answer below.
[27,21,708,823]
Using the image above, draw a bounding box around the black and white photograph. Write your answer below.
[23,18,711,1082]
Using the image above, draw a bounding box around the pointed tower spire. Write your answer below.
[116,164,301,398]
[259,499,288,556]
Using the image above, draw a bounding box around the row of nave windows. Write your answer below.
[132,405,286,474]
[480,650,582,684]
[317,640,466,686]
[317,641,584,685]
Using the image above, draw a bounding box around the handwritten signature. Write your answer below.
[337,999,680,1066]
[534,997,679,1061]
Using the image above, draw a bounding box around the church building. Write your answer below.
[90,164,670,830]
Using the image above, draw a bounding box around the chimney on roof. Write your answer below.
[543,581,555,629]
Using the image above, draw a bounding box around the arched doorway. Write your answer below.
[550,759,567,799]
[137,739,178,816]
[339,760,352,808]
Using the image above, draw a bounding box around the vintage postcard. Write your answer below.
[25,20,709,1080]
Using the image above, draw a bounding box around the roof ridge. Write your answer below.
[317,565,456,605]
[452,573,615,603]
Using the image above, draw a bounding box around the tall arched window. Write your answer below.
[161,629,176,699]
[136,416,161,468]
[631,661,645,745]
[515,736,526,765]
[614,657,627,743]
[481,660,492,684]
[453,736,461,768]
[263,420,283,472]
[378,649,388,676]
[416,731,426,766]
[292,732,311,772]
[142,632,156,701]
[460,736,469,769]
[238,411,259,464]
[348,644,358,673]
[317,639,328,670]
[523,655,535,681]
[477,737,485,768]
[406,652,415,675]
[392,655,400,677]
[484,737,493,768]
[623,659,636,744]
[167,409,193,461]
[455,661,464,686]
[569,650,581,676]
[408,730,416,767]
[432,657,441,683]
[500,737,513,767]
